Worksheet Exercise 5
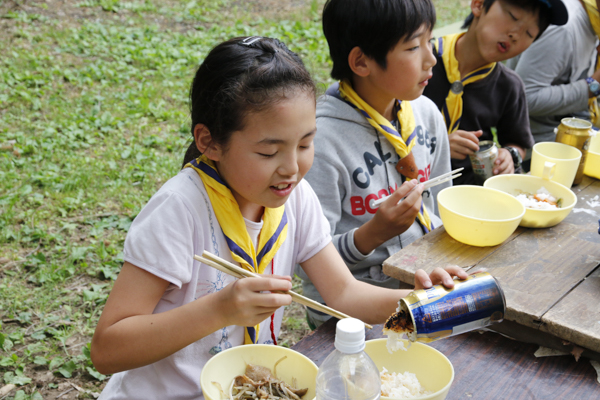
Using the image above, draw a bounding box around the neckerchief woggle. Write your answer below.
[338,80,433,233]
[185,155,289,344]
[435,33,496,134]
[582,0,600,127]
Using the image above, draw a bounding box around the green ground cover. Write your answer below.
[0,1,468,398]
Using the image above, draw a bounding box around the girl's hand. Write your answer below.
[413,265,468,290]
[215,275,292,327]
[448,130,482,160]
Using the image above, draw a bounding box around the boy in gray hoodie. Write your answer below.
[299,0,452,328]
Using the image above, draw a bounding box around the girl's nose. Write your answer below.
[278,155,299,177]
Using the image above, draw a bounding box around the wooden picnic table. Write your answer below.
[291,319,600,399]
[381,175,600,359]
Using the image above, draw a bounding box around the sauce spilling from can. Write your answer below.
[555,117,593,186]
[385,271,505,343]
[469,140,498,185]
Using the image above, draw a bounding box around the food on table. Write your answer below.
[213,357,308,400]
[515,187,562,210]
[383,302,414,353]
[380,367,431,398]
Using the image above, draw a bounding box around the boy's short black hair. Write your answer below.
[322,0,436,81]
[462,0,551,39]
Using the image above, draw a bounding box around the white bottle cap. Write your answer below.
[334,318,366,353]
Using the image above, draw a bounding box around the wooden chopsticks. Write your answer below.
[371,167,464,208]
[195,251,373,329]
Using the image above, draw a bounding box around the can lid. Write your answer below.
[560,117,592,131]
[334,318,365,353]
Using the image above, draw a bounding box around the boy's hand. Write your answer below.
[373,180,423,236]
[413,265,468,290]
[216,275,292,327]
[493,148,514,175]
[354,180,423,254]
[448,130,482,160]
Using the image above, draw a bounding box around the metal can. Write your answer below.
[398,271,505,343]
[469,140,498,185]
[555,117,593,186]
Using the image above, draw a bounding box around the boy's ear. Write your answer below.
[471,0,484,17]
[193,124,221,161]
[348,46,371,77]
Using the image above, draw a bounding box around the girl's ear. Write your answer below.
[193,124,221,161]
[348,46,371,77]
[471,0,484,17]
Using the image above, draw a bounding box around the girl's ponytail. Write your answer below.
[182,37,315,168]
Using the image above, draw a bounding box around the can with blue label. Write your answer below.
[386,271,505,343]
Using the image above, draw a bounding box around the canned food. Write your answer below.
[555,117,593,185]
[469,140,498,185]
[384,271,506,343]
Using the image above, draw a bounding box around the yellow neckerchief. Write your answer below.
[435,33,496,134]
[582,0,600,126]
[337,80,433,233]
[185,155,288,344]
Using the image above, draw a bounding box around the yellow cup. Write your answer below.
[583,133,600,179]
[530,142,582,188]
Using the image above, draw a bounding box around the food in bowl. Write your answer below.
[381,367,431,398]
[514,187,562,209]
[214,359,308,399]
[383,302,414,353]
[364,339,454,400]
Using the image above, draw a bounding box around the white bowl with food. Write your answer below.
[484,174,576,228]
[364,338,454,400]
[200,344,317,400]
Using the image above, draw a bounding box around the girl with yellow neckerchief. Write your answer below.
[92,37,467,400]
[423,0,568,181]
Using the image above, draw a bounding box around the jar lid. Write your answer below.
[334,318,366,353]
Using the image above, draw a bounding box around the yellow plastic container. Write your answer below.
[437,186,525,247]
[364,338,454,400]
[583,133,600,179]
[484,175,576,228]
[200,345,318,400]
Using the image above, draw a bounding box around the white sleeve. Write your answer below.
[123,190,197,288]
[291,180,332,264]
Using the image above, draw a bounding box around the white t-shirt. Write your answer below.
[99,168,331,400]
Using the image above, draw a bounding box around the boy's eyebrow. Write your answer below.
[257,129,317,145]
[405,27,432,42]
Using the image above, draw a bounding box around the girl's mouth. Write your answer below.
[498,42,509,53]
[271,183,293,196]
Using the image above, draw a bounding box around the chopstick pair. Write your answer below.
[195,251,373,329]
[371,167,464,208]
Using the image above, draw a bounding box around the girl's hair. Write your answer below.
[322,0,436,82]
[182,36,316,168]
[462,0,551,39]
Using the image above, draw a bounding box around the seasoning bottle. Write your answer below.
[315,318,381,400]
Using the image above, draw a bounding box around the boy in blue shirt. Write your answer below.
[423,0,568,183]
[301,0,452,328]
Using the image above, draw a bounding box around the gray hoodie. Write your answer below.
[298,87,451,308]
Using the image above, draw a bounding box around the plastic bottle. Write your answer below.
[315,318,381,400]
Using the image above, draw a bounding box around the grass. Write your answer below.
[0,0,466,398]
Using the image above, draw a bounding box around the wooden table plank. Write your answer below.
[382,176,600,352]
[541,265,600,352]
[292,319,600,400]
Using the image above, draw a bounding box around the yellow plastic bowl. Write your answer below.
[484,175,576,228]
[437,185,525,247]
[200,345,318,400]
[364,338,454,400]
[584,133,600,179]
